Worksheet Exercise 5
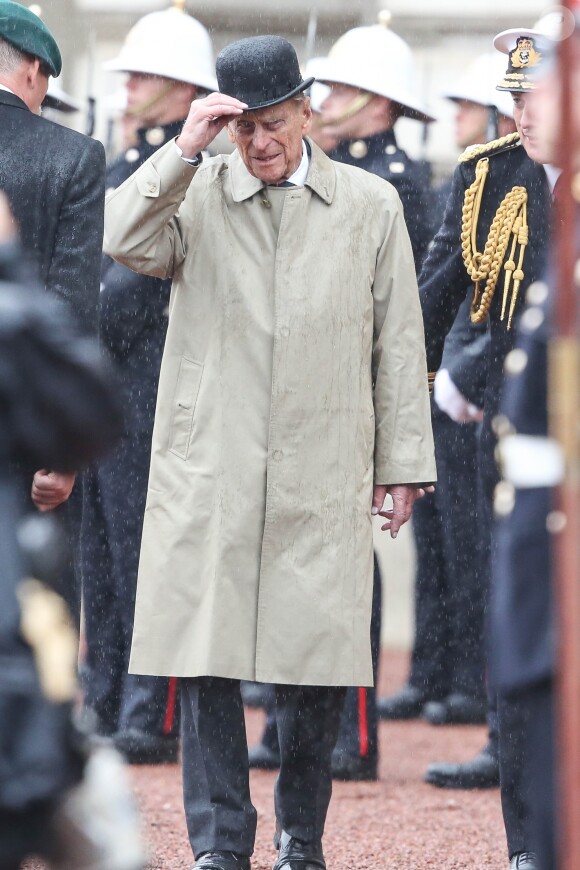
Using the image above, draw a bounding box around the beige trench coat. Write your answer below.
[104,138,436,687]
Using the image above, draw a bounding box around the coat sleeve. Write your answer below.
[419,162,473,373]
[104,139,198,280]
[45,138,106,335]
[372,189,436,485]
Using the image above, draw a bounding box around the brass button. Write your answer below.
[349,140,368,159]
[125,147,140,163]
[145,126,165,146]
[504,348,528,376]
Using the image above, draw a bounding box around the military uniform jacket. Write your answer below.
[100,120,183,434]
[492,278,555,694]
[0,90,105,333]
[327,129,432,272]
[104,137,436,686]
[420,141,550,422]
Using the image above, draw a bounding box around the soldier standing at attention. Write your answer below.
[248,12,435,783]
[80,0,217,764]
[419,20,560,869]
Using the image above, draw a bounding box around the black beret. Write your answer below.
[0,1,61,77]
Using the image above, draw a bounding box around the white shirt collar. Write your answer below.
[0,84,17,96]
[543,163,562,193]
[286,140,309,186]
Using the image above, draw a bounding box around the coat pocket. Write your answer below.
[168,356,203,460]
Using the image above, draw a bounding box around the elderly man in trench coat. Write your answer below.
[104,35,436,870]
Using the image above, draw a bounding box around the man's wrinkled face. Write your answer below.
[454,99,489,149]
[229,97,312,184]
[512,90,551,164]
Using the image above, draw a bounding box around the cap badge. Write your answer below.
[510,37,542,70]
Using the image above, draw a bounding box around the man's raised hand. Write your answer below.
[176,92,248,158]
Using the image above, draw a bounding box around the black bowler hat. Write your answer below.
[216,35,314,111]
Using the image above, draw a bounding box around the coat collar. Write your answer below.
[0,89,29,112]
[229,137,336,205]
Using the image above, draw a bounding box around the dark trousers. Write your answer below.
[181,678,346,857]
[333,555,381,759]
[520,681,555,870]
[81,459,178,738]
[258,556,380,762]
[479,426,532,860]
[410,410,485,699]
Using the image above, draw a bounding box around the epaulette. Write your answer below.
[458,132,521,164]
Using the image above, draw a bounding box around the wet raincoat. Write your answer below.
[104,137,436,687]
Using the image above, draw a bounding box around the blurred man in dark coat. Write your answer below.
[80,2,218,763]
[0,192,121,870]
[0,0,106,621]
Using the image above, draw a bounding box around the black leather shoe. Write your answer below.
[273,829,325,870]
[376,684,429,720]
[113,729,179,764]
[509,852,538,869]
[192,851,251,870]
[331,748,378,781]
[248,742,280,770]
[424,746,499,789]
[422,692,487,725]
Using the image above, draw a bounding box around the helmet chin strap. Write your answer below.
[125,80,177,119]
[324,91,373,127]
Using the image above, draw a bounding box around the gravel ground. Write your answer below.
[24,651,506,870]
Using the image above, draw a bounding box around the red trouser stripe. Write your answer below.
[163,677,178,735]
[358,687,369,757]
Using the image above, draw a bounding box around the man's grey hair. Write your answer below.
[0,37,27,76]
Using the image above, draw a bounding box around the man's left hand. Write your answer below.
[31,469,76,512]
[372,483,434,538]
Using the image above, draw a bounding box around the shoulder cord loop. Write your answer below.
[460,157,528,329]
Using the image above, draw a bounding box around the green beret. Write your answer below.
[0,1,61,77]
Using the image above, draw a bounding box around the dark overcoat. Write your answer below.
[0,90,105,333]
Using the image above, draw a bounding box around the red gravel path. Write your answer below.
[24,651,506,870]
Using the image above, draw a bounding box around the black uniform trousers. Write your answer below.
[256,556,381,763]
[181,678,346,857]
[409,407,486,700]
[479,424,531,859]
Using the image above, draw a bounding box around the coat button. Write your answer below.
[147,182,158,194]
[280,326,290,338]
[272,449,283,462]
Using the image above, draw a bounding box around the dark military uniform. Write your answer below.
[492,267,559,868]
[328,127,433,775]
[408,299,489,708]
[81,120,184,752]
[419,135,551,859]
[327,129,432,270]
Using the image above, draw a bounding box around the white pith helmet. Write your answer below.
[443,53,514,118]
[303,57,331,114]
[103,1,217,92]
[311,10,435,123]
[43,78,82,113]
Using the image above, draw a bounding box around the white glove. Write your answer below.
[433,368,483,424]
